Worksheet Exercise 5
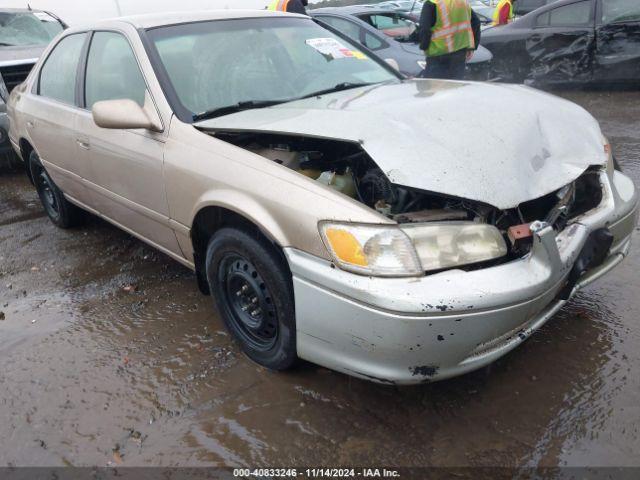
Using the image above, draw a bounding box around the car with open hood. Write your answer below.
[8,10,638,384]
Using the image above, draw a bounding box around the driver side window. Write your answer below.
[85,31,147,109]
[536,1,593,27]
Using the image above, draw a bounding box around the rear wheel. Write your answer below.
[205,227,297,370]
[29,151,83,228]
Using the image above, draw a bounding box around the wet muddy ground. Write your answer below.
[1,89,639,471]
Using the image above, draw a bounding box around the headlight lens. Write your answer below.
[319,222,423,277]
[417,60,427,70]
[402,222,508,272]
[320,221,509,276]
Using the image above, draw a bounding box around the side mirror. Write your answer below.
[384,58,400,71]
[92,97,162,132]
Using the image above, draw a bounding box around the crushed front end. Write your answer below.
[285,163,638,384]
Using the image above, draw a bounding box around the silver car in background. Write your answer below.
[0,8,66,166]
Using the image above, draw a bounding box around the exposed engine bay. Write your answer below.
[211,131,604,258]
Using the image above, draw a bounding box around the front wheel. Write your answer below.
[205,227,297,370]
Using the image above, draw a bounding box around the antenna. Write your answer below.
[27,3,32,10]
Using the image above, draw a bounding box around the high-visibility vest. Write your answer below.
[492,0,514,25]
[427,0,475,57]
[268,0,290,11]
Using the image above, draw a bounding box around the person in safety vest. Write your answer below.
[418,0,481,80]
[267,0,308,15]
[493,0,515,25]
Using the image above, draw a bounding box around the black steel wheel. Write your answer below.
[220,253,278,351]
[206,227,296,370]
[29,151,84,228]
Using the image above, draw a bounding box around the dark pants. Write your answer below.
[421,50,467,80]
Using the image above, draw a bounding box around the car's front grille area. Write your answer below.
[510,167,604,232]
[0,62,35,93]
[489,167,605,259]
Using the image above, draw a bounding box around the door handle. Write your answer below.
[76,139,90,150]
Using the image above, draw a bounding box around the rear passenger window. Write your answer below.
[85,32,147,108]
[39,33,87,105]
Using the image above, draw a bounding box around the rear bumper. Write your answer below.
[286,169,638,384]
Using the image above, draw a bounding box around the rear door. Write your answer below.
[22,32,89,201]
[526,0,596,83]
[594,0,640,83]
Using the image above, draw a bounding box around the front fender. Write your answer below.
[190,189,291,248]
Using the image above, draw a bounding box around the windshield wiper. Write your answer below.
[300,82,375,99]
[192,100,289,122]
[0,42,16,47]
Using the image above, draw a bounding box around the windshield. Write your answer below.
[0,11,63,47]
[146,17,398,121]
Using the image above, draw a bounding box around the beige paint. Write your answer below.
[9,12,386,269]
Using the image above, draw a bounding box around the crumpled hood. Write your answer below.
[197,80,606,210]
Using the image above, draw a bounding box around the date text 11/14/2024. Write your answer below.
[233,468,401,478]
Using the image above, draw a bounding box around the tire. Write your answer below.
[205,227,297,370]
[29,150,84,228]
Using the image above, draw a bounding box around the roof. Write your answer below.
[310,6,384,15]
[85,9,304,30]
[310,5,418,17]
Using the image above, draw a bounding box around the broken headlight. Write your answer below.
[402,222,508,272]
[320,221,508,276]
[319,222,423,277]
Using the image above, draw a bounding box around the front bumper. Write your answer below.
[286,170,638,385]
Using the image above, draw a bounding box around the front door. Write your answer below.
[526,0,596,84]
[75,31,181,256]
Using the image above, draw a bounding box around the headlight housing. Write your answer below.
[319,222,422,277]
[320,221,508,277]
[403,222,508,272]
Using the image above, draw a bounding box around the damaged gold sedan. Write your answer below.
[8,10,638,384]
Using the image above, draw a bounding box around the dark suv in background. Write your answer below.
[0,8,66,167]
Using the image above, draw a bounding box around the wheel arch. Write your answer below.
[190,200,290,294]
